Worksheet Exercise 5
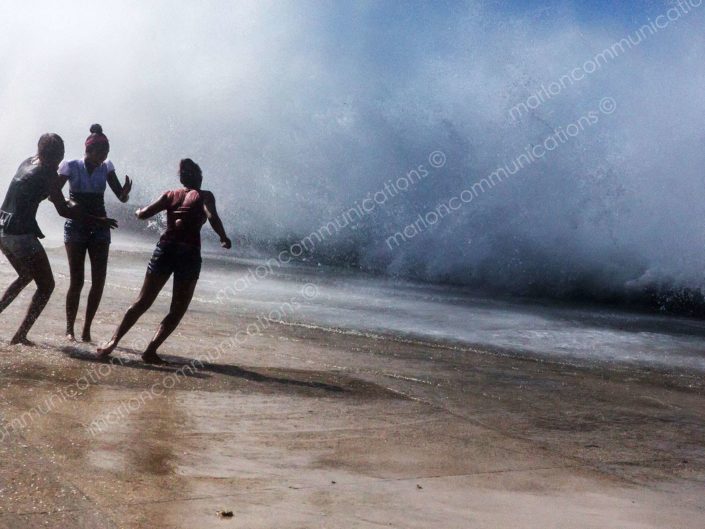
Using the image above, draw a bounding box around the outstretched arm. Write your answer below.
[136,193,169,220]
[203,192,231,249]
[48,174,118,228]
[107,171,132,203]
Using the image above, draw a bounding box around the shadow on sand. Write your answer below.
[60,345,345,393]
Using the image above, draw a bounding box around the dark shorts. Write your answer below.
[64,220,111,246]
[147,242,201,281]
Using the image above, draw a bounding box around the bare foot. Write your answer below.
[142,351,167,365]
[66,333,77,342]
[10,336,35,346]
[97,339,117,358]
[81,332,92,343]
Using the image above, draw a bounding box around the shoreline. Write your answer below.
[36,230,705,320]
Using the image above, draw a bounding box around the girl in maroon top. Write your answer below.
[98,159,231,364]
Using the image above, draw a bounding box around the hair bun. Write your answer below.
[90,123,103,134]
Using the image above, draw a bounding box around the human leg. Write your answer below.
[83,240,109,342]
[97,271,170,357]
[0,242,33,313]
[142,277,198,363]
[11,246,55,345]
[65,242,87,340]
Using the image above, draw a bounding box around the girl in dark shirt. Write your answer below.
[0,134,116,344]
[98,159,230,364]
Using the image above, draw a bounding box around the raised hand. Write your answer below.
[120,175,132,201]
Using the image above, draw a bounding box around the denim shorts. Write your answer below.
[147,242,201,281]
[64,220,111,245]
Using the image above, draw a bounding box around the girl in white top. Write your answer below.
[58,124,132,342]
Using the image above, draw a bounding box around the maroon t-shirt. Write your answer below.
[159,188,207,247]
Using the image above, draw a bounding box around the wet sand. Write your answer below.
[0,249,704,528]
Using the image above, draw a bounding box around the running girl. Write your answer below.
[97,158,231,364]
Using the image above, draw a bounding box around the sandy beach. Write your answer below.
[0,248,703,528]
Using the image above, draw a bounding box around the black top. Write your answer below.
[0,157,52,238]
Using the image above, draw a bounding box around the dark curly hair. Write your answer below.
[179,158,202,189]
[37,133,65,162]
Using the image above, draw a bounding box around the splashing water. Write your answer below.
[1,1,704,308]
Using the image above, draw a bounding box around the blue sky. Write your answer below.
[488,0,676,24]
